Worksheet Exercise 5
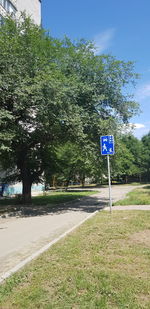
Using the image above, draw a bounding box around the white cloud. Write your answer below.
[131,123,150,139]
[135,82,150,101]
[133,123,145,129]
[121,123,149,139]
[122,123,145,131]
[93,28,115,54]
[133,127,150,139]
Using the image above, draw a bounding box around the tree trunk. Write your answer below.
[81,175,85,187]
[52,175,57,188]
[22,179,32,204]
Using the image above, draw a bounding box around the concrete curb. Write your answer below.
[0,210,99,285]
[105,205,150,211]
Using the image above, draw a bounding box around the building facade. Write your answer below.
[0,0,41,25]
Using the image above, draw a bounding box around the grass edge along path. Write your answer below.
[114,185,150,206]
[0,210,150,308]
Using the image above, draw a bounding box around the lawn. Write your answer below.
[0,210,150,308]
[0,190,98,215]
[114,185,150,206]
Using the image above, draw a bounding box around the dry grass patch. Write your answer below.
[129,229,150,247]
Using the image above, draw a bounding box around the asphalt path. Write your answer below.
[0,184,149,280]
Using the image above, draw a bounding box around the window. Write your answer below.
[7,1,16,14]
[0,0,6,9]
[0,0,16,15]
[0,14,4,25]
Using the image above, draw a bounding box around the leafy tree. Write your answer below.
[112,138,136,183]
[121,134,143,181]
[0,16,139,203]
[0,17,72,202]
[52,141,97,187]
[111,134,143,183]
[141,132,150,181]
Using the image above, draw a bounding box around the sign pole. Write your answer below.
[107,154,112,213]
[100,135,114,213]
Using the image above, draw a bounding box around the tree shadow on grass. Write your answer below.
[0,194,108,218]
[143,185,150,190]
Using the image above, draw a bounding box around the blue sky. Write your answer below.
[42,0,150,139]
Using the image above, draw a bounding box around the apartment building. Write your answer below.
[0,0,41,25]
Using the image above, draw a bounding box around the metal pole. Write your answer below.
[107,155,112,213]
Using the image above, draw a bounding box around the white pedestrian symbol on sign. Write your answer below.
[103,144,107,152]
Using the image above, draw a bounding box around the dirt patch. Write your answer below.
[130,230,150,247]
[137,294,150,306]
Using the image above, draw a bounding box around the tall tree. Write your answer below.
[0,16,139,202]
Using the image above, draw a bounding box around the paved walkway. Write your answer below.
[0,185,149,280]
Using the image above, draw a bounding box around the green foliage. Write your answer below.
[0,16,139,200]
[112,139,136,179]
[112,134,143,182]
[52,141,98,186]
[141,132,150,180]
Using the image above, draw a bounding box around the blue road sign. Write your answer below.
[100,135,115,155]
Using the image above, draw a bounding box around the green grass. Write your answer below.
[33,191,98,205]
[0,191,98,214]
[0,210,150,308]
[114,186,150,206]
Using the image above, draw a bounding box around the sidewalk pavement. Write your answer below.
[0,184,149,282]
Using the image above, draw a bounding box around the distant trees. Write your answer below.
[111,133,150,183]
[43,132,150,188]
[111,138,137,183]
[0,16,140,202]
[141,132,150,181]
[47,141,98,188]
